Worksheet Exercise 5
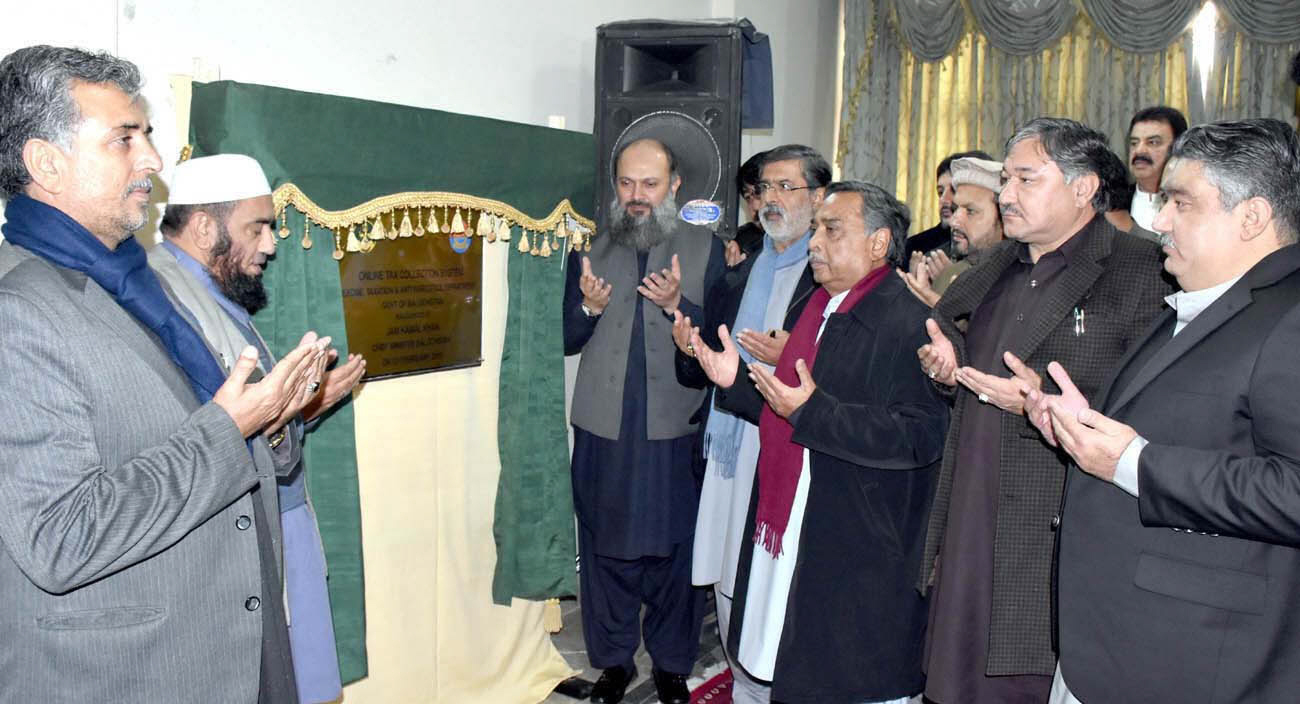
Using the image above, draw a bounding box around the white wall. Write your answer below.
[2,2,839,696]
[4,0,839,181]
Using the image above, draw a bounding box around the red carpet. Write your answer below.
[690,669,732,704]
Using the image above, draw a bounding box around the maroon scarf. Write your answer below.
[753,265,891,556]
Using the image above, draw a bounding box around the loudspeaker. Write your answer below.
[595,20,743,235]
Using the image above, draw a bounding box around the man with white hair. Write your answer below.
[671,143,830,703]
[153,154,367,704]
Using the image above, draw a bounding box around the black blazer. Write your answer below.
[1057,244,1300,703]
[720,273,949,703]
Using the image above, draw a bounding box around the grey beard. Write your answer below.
[608,195,678,251]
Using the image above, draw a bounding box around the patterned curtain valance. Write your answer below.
[270,184,596,260]
[887,0,1295,62]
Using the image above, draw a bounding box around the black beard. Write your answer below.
[213,253,269,315]
[608,197,677,251]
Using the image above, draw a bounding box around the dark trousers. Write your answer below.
[578,522,705,675]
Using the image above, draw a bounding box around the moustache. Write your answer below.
[1131,156,1153,166]
[761,204,786,220]
[999,204,1022,218]
[125,179,153,195]
[1157,232,1174,248]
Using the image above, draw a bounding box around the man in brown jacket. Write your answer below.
[916,118,1170,703]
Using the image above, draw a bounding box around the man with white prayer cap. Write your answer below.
[152,153,367,704]
[900,157,1005,307]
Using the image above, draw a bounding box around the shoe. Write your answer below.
[651,667,689,704]
[589,664,637,704]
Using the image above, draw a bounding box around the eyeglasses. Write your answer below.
[754,181,813,196]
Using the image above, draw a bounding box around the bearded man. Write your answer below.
[150,154,366,704]
[563,137,724,704]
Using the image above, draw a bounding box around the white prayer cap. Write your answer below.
[168,154,272,205]
[949,157,1004,194]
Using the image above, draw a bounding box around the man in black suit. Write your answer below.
[691,181,949,703]
[1029,118,1300,703]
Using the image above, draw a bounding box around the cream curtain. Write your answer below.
[839,0,1299,234]
[342,239,575,703]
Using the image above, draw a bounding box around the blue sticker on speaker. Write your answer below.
[449,233,472,253]
[679,199,722,226]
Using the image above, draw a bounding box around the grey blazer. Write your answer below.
[0,242,280,703]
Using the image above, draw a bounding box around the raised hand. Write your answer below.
[954,350,1042,415]
[1048,401,1135,482]
[917,318,957,386]
[214,333,325,438]
[692,323,741,389]
[302,350,367,422]
[724,239,748,268]
[899,255,941,307]
[672,309,699,357]
[579,256,612,314]
[750,358,815,419]
[925,250,953,280]
[1025,361,1090,446]
[737,328,789,366]
[637,253,683,314]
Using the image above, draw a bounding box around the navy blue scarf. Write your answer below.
[2,194,226,403]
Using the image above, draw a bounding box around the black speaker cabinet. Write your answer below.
[595,20,743,235]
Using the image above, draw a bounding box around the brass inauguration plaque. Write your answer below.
[339,233,482,380]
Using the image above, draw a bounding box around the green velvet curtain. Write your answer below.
[188,80,592,678]
[493,229,577,604]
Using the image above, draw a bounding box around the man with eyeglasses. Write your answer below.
[672,143,828,704]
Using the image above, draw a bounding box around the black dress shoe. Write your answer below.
[651,667,689,704]
[589,664,637,704]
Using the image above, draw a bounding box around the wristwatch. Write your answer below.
[581,303,601,317]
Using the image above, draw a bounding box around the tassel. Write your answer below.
[370,215,388,241]
[517,229,530,253]
[331,228,344,260]
[414,208,425,237]
[345,224,362,252]
[476,211,491,237]
[441,207,451,233]
[497,217,511,241]
[451,207,465,234]
[539,230,553,257]
[278,209,291,239]
[543,598,563,633]
[301,217,313,249]
[555,216,568,239]
[529,229,540,256]
[385,213,398,240]
[398,209,414,238]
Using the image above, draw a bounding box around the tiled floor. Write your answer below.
[543,592,728,704]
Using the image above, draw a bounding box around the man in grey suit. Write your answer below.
[1031,119,1300,703]
[0,45,327,702]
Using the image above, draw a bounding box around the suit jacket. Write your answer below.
[0,242,283,703]
[919,216,1170,675]
[721,273,949,703]
[1058,244,1300,703]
